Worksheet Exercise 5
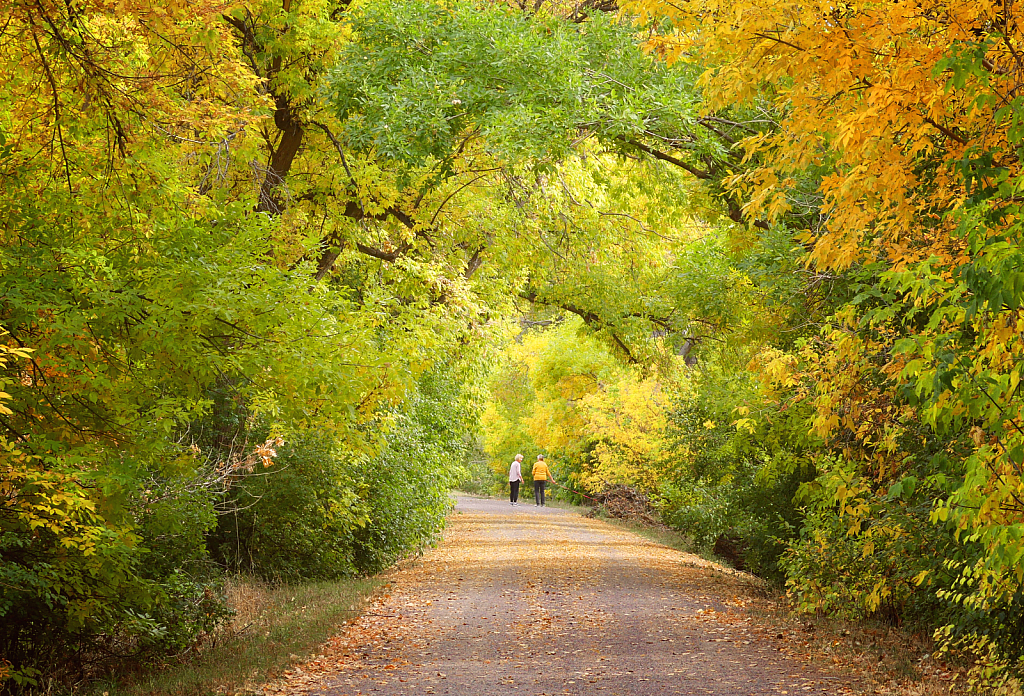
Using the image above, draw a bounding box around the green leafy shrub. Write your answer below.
[658,398,815,581]
[0,448,232,688]
[350,369,472,573]
[0,454,151,688]
[133,572,233,658]
[211,432,368,580]
[211,367,473,579]
[781,457,962,626]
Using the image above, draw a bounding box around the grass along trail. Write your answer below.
[260,495,856,696]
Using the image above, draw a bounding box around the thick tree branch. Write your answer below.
[726,199,771,230]
[310,199,423,277]
[617,137,713,180]
[519,291,644,364]
[464,247,485,280]
[620,132,774,230]
[256,89,304,214]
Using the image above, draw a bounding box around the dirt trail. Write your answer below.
[264,496,857,696]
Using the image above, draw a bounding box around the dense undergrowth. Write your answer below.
[0,363,473,690]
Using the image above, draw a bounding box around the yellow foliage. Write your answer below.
[577,373,675,491]
[624,0,1013,275]
[483,319,685,494]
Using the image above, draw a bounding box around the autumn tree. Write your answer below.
[0,0,479,682]
[626,0,1024,681]
[3,0,780,684]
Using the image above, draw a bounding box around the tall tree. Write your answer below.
[626,0,1024,680]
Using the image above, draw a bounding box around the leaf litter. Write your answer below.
[256,497,922,696]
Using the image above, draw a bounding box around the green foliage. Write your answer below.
[141,572,233,658]
[212,366,471,580]
[135,483,219,583]
[327,0,703,172]
[0,446,231,685]
[350,367,473,572]
[212,432,369,580]
[657,385,816,581]
[0,453,150,685]
[781,457,959,624]
[325,0,727,366]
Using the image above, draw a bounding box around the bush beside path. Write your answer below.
[260,496,856,696]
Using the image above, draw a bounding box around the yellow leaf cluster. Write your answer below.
[624,0,1014,273]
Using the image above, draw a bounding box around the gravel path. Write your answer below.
[267,496,854,696]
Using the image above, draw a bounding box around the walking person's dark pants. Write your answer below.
[534,480,546,506]
[510,480,520,504]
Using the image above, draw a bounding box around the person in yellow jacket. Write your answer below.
[531,454,555,507]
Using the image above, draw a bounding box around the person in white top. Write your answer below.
[508,454,524,506]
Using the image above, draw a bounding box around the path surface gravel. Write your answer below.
[265,496,855,696]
